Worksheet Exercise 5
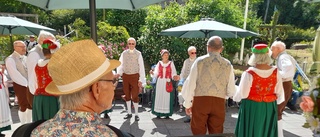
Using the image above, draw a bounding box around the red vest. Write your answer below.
[247,69,278,102]
[158,61,172,79]
[35,64,55,96]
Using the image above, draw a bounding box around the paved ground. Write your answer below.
[3,100,313,137]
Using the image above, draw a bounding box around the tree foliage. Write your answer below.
[139,0,262,71]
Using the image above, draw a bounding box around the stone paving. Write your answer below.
[3,100,313,137]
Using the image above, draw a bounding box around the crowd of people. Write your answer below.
[0,32,302,136]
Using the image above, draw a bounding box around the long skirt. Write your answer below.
[32,95,59,122]
[235,99,278,137]
[151,78,174,117]
[0,86,12,132]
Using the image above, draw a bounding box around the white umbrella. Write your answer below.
[0,16,56,46]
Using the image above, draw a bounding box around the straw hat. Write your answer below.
[46,39,121,95]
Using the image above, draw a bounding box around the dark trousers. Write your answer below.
[277,81,293,120]
[13,82,33,111]
[191,96,226,135]
[122,73,140,103]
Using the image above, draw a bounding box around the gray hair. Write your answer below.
[187,46,196,52]
[59,87,90,109]
[127,37,136,43]
[13,41,24,46]
[207,36,223,50]
[271,41,286,51]
[38,30,55,43]
[247,53,273,66]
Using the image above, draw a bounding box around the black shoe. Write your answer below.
[135,116,140,121]
[124,114,132,119]
[0,133,5,137]
[156,116,161,119]
[165,116,170,119]
[184,118,191,123]
[104,114,110,119]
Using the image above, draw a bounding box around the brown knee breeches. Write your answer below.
[13,82,33,111]
[122,73,140,103]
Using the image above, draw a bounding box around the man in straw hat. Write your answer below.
[116,37,146,121]
[26,40,131,136]
[6,41,33,124]
[181,36,236,135]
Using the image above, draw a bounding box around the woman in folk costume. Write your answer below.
[32,39,60,121]
[233,44,284,137]
[0,61,13,137]
[151,49,179,118]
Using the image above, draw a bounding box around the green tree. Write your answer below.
[140,0,262,71]
[104,9,147,39]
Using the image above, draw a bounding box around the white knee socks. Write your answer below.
[133,102,139,116]
[26,109,33,123]
[18,111,26,124]
[126,101,132,114]
[278,120,284,137]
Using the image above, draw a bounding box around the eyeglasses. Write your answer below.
[128,43,135,45]
[99,79,117,85]
[191,52,196,54]
[16,46,26,48]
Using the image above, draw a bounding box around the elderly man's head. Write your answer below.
[13,41,26,55]
[270,41,286,59]
[207,36,223,53]
[188,46,197,59]
[127,37,136,50]
[46,40,120,113]
[38,30,55,45]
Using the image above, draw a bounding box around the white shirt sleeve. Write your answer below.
[278,55,295,80]
[138,53,146,86]
[5,58,28,87]
[275,70,285,104]
[27,52,40,95]
[227,65,236,97]
[182,59,198,109]
[152,62,159,79]
[117,52,124,76]
[170,61,178,79]
[233,71,252,102]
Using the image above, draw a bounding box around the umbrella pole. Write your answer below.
[9,27,13,52]
[89,0,98,43]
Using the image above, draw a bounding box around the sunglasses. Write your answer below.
[191,52,196,54]
[128,43,135,45]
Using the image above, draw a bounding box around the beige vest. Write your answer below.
[6,52,28,79]
[122,49,141,74]
[28,44,45,59]
[181,58,196,80]
[194,52,231,99]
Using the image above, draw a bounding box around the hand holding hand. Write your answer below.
[138,81,143,88]
[173,75,180,81]
[114,74,120,79]
[185,107,192,116]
